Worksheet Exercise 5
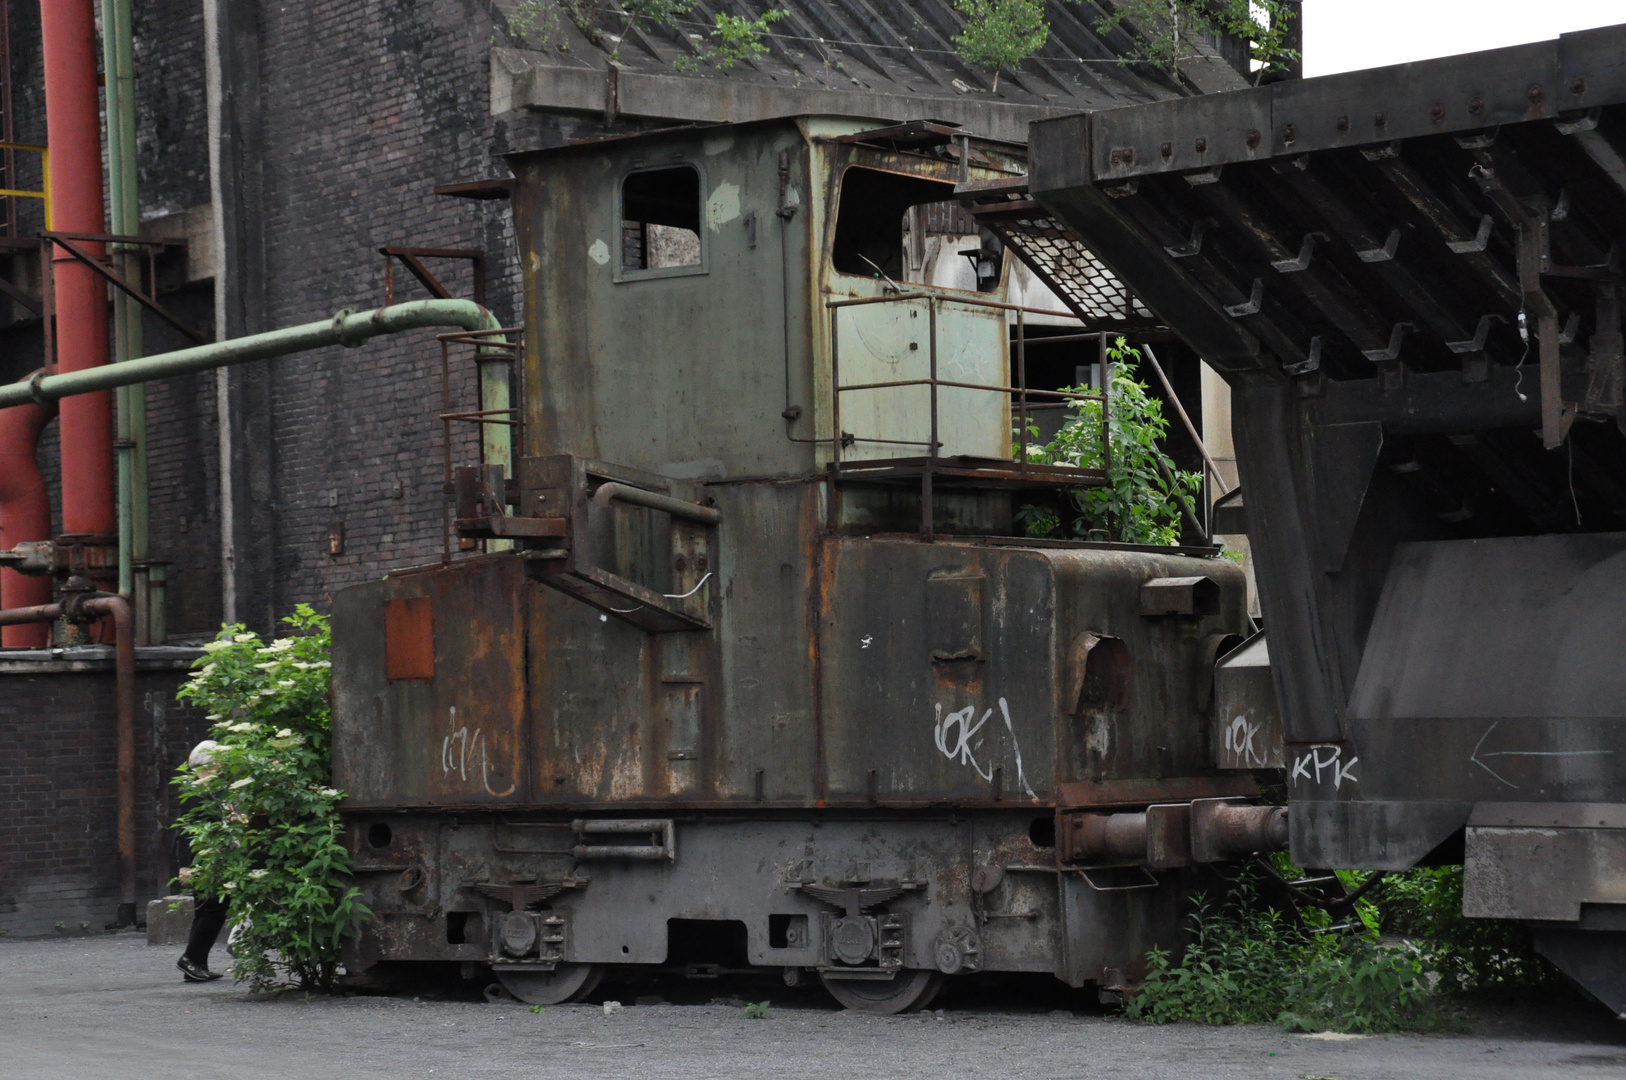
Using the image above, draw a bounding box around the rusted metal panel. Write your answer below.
[1213,634,1283,769]
[818,539,1057,805]
[333,557,529,809]
[384,597,435,681]
[1049,549,1250,786]
[710,482,817,803]
[526,575,654,804]
[1057,775,1260,810]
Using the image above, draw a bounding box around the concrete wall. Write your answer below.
[0,650,208,937]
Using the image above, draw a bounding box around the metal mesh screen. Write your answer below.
[973,202,1157,330]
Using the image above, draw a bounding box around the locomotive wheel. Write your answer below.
[820,969,944,1015]
[495,963,604,1005]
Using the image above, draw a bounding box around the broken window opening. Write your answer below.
[833,168,1005,290]
[621,165,702,272]
[832,168,950,280]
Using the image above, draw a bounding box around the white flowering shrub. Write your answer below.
[172,604,367,992]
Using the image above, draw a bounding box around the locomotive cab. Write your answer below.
[331,117,1277,1011]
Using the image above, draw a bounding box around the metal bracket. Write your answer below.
[1224,278,1263,317]
[1362,322,1415,363]
[1282,336,1323,376]
[1271,232,1327,273]
[1446,215,1494,254]
[1354,228,1401,263]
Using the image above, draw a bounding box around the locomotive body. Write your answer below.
[332,117,1270,1011]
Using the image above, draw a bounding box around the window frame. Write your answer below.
[827,164,987,290]
[613,161,710,284]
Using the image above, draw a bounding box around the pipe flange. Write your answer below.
[26,370,52,406]
[332,307,368,348]
[57,579,102,623]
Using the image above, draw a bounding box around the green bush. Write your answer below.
[1129,862,1557,1031]
[1017,337,1201,546]
[1129,871,1434,1032]
[1380,866,1554,993]
[172,605,366,992]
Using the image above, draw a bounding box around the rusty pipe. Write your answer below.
[80,594,136,927]
[1140,344,1231,495]
[0,601,63,626]
[1190,801,1289,863]
[1063,811,1148,863]
[591,482,720,525]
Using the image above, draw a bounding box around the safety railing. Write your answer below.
[0,141,49,230]
[438,326,523,561]
[827,290,1112,537]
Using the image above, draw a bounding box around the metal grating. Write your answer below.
[970,198,1159,331]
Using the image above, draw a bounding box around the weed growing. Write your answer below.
[1015,337,1201,546]
[1128,862,1546,1032]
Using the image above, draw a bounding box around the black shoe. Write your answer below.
[178,957,222,983]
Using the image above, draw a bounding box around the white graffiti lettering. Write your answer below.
[931,697,1039,801]
[440,705,515,797]
[1224,714,1264,766]
[935,704,993,780]
[1290,744,1358,790]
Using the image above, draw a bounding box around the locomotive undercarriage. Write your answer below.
[342,810,1187,1012]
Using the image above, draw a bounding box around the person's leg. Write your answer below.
[180,896,229,973]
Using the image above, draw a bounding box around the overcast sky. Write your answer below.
[1302,0,1625,76]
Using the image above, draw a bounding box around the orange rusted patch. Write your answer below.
[384,596,435,681]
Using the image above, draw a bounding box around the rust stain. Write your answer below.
[384,596,435,681]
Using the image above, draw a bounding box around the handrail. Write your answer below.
[592,482,720,525]
[826,289,1114,539]
[0,142,50,228]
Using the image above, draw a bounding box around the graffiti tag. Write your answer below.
[441,705,515,797]
[932,697,1039,801]
[1289,744,1358,790]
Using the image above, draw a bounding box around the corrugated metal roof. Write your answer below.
[493,0,1214,113]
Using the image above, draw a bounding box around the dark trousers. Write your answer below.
[183,895,229,966]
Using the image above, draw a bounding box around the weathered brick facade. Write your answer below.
[0,650,208,937]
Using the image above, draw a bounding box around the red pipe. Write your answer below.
[40,0,113,539]
[0,388,57,647]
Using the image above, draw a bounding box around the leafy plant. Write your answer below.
[952,0,1048,92]
[504,0,566,49]
[1095,0,1299,82]
[608,0,695,62]
[1017,337,1201,545]
[1380,866,1554,993]
[172,606,366,993]
[743,1000,770,1019]
[1129,870,1437,1032]
[675,10,787,72]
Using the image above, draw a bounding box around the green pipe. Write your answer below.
[0,300,507,410]
[103,0,142,605]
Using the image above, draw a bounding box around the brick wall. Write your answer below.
[0,651,210,937]
[250,0,520,614]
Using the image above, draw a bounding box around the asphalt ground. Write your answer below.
[3,933,1625,1079]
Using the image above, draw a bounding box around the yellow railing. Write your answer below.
[0,143,50,229]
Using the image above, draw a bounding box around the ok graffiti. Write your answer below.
[1289,744,1359,789]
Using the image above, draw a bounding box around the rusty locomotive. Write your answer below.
[330,118,1281,1012]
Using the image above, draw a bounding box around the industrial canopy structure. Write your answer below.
[1027,23,1626,1012]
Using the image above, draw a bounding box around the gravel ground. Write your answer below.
[3,934,1625,1079]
